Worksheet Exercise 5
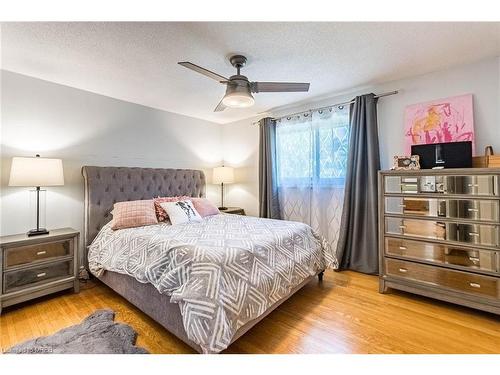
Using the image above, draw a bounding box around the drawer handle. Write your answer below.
[398,268,408,273]
[468,232,480,237]
[37,272,47,278]
[467,208,479,213]
[399,225,406,229]
[468,256,480,264]
[399,246,407,250]
[468,184,479,188]
[36,251,47,256]
[399,204,406,208]
[469,282,481,288]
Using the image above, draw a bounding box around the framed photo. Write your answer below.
[392,155,420,170]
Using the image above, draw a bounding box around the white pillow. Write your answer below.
[159,200,203,225]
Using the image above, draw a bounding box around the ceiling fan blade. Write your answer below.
[251,82,310,93]
[214,99,226,112]
[178,62,228,82]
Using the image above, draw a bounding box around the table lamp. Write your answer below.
[8,155,64,236]
[213,166,234,210]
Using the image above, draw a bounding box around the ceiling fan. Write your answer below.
[178,55,310,112]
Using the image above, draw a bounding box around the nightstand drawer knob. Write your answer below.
[37,272,47,278]
[36,251,47,256]
[398,268,408,273]
[469,282,481,288]
[399,246,407,250]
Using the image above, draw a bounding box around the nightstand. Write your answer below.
[0,228,79,314]
[219,207,246,215]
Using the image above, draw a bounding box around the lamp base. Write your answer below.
[27,228,49,237]
[218,206,228,210]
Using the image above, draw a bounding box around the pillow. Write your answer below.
[111,199,158,230]
[190,198,220,217]
[154,196,190,221]
[159,200,203,225]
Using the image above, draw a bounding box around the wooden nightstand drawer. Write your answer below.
[4,239,73,269]
[3,259,74,294]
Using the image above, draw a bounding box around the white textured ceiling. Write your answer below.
[2,22,500,124]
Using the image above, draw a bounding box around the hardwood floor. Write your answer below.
[1,270,499,353]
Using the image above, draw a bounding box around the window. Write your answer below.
[276,107,350,187]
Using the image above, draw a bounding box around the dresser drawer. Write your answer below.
[385,217,446,240]
[384,175,498,196]
[3,260,73,294]
[385,237,498,273]
[385,217,499,247]
[385,258,500,300]
[445,175,498,196]
[3,239,72,269]
[385,176,419,194]
[385,197,500,222]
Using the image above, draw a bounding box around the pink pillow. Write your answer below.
[111,200,158,230]
[154,196,190,221]
[190,198,220,217]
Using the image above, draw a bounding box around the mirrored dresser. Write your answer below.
[0,228,79,314]
[379,168,500,315]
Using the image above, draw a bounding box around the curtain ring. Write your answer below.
[318,110,323,114]
[338,105,344,110]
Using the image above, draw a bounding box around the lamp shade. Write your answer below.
[213,166,234,184]
[221,84,255,108]
[9,156,64,187]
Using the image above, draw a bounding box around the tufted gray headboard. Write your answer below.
[82,166,206,248]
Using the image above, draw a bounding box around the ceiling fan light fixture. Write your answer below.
[221,82,255,108]
[222,93,255,108]
[178,55,310,112]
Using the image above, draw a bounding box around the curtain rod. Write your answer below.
[252,90,399,125]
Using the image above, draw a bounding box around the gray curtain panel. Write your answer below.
[258,117,281,219]
[336,94,380,274]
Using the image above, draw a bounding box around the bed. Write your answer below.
[82,166,336,353]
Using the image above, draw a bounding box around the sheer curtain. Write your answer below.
[276,106,350,251]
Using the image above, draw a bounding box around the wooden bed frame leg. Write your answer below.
[318,271,324,282]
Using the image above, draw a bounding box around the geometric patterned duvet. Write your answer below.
[88,214,338,353]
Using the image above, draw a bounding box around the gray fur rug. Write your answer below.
[5,309,149,354]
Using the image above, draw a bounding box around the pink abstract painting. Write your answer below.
[404,94,475,154]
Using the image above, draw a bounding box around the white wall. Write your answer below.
[376,57,500,168]
[221,56,500,216]
[221,116,261,217]
[1,71,223,261]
